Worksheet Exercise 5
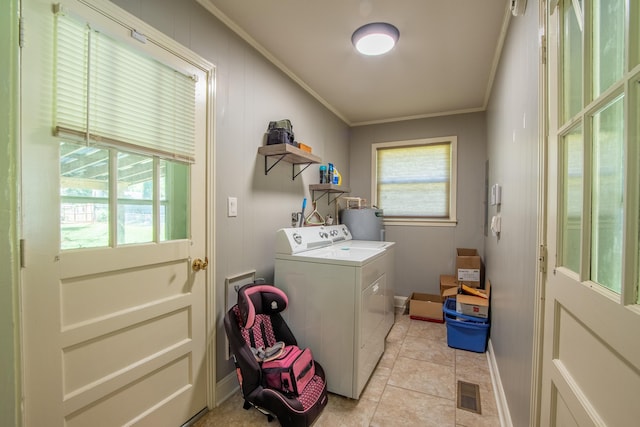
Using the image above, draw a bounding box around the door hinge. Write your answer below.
[538,244,546,273]
[19,17,24,48]
[540,34,546,65]
[20,239,26,268]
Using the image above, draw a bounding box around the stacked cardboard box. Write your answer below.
[443,281,491,319]
[443,249,490,352]
[412,248,491,352]
[456,248,483,288]
[440,274,458,295]
[408,249,489,324]
[444,248,491,319]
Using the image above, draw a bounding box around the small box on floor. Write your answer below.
[409,292,444,323]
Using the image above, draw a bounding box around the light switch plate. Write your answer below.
[227,197,238,217]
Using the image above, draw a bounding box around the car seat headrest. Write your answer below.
[237,284,289,329]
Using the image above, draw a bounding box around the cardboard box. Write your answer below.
[442,286,458,299]
[441,280,491,319]
[456,281,491,318]
[298,142,312,153]
[456,248,482,288]
[409,293,444,323]
[439,274,459,296]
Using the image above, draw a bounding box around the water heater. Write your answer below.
[340,208,385,241]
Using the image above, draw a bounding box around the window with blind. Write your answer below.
[54,9,196,249]
[372,137,457,224]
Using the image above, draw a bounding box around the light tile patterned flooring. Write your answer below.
[196,312,500,427]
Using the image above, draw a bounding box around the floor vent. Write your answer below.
[457,380,481,414]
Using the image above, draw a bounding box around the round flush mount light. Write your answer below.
[351,22,400,56]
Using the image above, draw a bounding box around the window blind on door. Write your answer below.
[54,11,196,163]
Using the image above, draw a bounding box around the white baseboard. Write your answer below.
[487,339,513,427]
[215,371,240,407]
[394,295,408,308]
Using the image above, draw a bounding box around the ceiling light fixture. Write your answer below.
[351,22,399,56]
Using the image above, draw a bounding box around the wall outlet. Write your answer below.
[227,197,238,217]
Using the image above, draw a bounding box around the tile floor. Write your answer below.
[195,312,500,427]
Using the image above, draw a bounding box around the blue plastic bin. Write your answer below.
[443,299,490,353]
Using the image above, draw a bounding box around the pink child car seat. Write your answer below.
[224,283,328,426]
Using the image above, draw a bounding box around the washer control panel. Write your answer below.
[275,225,352,254]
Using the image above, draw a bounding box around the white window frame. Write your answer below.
[371,136,457,227]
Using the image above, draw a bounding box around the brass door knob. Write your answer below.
[192,257,209,272]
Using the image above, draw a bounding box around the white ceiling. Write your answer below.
[197,0,512,126]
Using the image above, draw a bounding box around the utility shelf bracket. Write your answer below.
[292,162,313,180]
[312,190,341,205]
[309,184,351,205]
[258,144,321,181]
[263,154,286,175]
[263,155,314,180]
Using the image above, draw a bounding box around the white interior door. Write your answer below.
[20,1,213,426]
[541,0,640,425]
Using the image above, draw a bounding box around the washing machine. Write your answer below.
[274,225,395,399]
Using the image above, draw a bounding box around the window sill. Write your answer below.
[384,218,458,227]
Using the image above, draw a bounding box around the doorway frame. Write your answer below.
[1,0,22,425]
[16,0,218,421]
[530,0,550,426]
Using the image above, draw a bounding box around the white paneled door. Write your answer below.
[541,0,640,425]
[20,1,214,426]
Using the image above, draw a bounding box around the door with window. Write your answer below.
[542,0,640,425]
[20,1,214,426]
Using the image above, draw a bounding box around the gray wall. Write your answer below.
[349,113,487,297]
[0,0,20,425]
[485,3,540,426]
[110,0,350,382]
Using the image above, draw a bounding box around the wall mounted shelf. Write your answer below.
[257,144,321,180]
[309,184,350,205]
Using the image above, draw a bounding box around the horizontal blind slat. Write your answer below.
[56,15,89,133]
